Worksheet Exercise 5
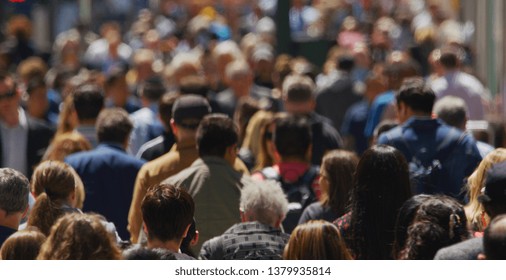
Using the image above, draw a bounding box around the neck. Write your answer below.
[0,213,22,230]
[280,156,307,164]
[147,238,181,253]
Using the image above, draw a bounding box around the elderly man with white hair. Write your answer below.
[199,180,289,260]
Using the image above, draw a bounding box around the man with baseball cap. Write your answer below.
[128,94,211,243]
[435,160,506,259]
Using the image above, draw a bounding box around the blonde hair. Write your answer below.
[38,213,121,260]
[283,220,352,260]
[465,148,506,231]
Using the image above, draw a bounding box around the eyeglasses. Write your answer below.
[0,90,15,101]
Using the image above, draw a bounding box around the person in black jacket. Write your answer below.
[0,71,54,178]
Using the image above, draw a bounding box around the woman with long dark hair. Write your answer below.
[334,144,412,259]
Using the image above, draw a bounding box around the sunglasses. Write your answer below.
[0,90,15,100]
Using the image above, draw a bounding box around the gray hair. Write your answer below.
[433,95,468,128]
[0,168,29,214]
[240,180,288,226]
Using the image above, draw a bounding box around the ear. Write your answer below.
[477,253,486,260]
[170,119,178,133]
[143,223,148,235]
[190,230,199,246]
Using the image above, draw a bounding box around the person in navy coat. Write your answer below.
[66,108,145,240]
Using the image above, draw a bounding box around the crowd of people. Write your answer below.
[1,0,506,260]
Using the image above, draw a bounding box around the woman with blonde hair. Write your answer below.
[28,161,81,235]
[465,148,506,233]
[240,110,277,171]
[283,220,352,260]
[37,213,121,260]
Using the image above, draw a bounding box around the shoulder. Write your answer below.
[434,237,483,260]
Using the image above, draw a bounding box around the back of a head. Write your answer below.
[396,77,436,115]
[158,92,180,128]
[0,168,29,216]
[139,75,166,103]
[383,54,421,90]
[38,213,121,260]
[320,150,359,216]
[172,94,211,130]
[274,114,312,160]
[483,214,506,259]
[439,45,462,70]
[337,55,355,72]
[433,96,468,129]
[350,144,412,259]
[196,114,238,158]
[392,194,432,258]
[0,228,46,260]
[283,220,352,260]
[225,59,251,81]
[179,75,209,97]
[96,108,133,144]
[399,195,468,260]
[42,132,92,162]
[141,183,194,243]
[240,180,288,227]
[28,161,76,235]
[282,74,315,104]
[72,83,104,122]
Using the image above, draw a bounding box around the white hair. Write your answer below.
[240,180,288,226]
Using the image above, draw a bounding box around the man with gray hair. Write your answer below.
[0,168,29,246]
[199,180,289,260]
[433,95,493,158]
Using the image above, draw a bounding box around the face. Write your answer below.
[0,77,20,122]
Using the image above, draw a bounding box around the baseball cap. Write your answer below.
[478,161,506,203]
[172,94,211,129]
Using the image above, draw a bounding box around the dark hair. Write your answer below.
[349,144,412,259]
[320,150,358,216]
[72,83,104,121]
[439,45,462,69]
[141,183,195,243]
[399,195,469,260]
[483,214,506,259]
[96,108,133,144]
[28,161,76,235]
[139,75,165,102]
[196,114,238,157]
[273,114,312,159]
[158,92,180,127]
[392,194,432,258]
[0,168,29,215]
[395,77,435,114]
[0,228,46,260]
[337,55,355,72]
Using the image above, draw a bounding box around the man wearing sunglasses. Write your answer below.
[0,71,54,177]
